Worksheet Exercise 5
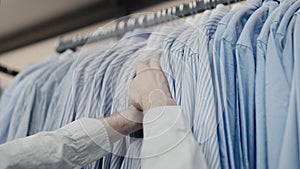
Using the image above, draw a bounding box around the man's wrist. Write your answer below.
[120,106,143,128]
[102,106,143,144]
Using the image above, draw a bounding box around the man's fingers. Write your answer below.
[149,55,161,69]
[134,61,148,73]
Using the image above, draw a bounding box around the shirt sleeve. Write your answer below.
[0,118,111,169]
[141,106,208,169]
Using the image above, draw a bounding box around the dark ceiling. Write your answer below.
[0,0,170,55]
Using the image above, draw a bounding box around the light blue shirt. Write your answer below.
[235,2,278,169]
[265,2,300,169]
[27,52,73,136]
[255,1,296,168]
[5,55,64,141]
[213,6,242,169]
[219,1,259,168]
[277,11,300,169]
[9,51,73,140]
[37,57,75,133]
[0,56,56,144]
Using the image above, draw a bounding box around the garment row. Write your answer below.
[0,0,300,169]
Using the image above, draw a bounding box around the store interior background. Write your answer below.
[0,0,188,88]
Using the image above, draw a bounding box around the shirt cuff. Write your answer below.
[142,106,192,157]
[143,106,189,136]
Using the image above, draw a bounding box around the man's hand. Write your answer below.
[128,55,176,111]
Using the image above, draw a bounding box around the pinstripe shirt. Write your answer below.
[71,33,148,169]
[193,5,229,169]
[105,28,175,169]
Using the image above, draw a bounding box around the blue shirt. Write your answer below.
[27,52,73,136]
[213,5,242,169]
[119,30,171,169]
[6,57,61,141]
[265,1,300,169]
[78,34,147,169]
[193,5,229,169]
[219,2,259,168]
[0,56,56,144]
[255,1,296,168]
[60,47,110,128]
[37,57,75,133]
[277,11,300,169]
[235,2,278,169]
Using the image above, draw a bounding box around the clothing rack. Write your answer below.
[0,64,19,76]
[56,0,243,53]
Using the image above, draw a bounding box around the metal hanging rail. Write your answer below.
[56,0,242,53]
[0,64,19,76]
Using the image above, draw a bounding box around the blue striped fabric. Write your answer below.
[77,36,142,121]
[92,40,147,118]
[120,139,142,169]
[164,7,227,169]
[96,40,147,169]
[63,46,117,169]
[6,56,64,141]
[76,46,120,119]
[99,39,148,169]
[6,3,299,169]
[42,51,83,131]
[67,33,148,169]
[0,56,57,143]
[108,28,174,169]
[60,47,109,127]
[2,51,77,141]
[28,52,74,135]
[193,5,229,169]
[29,55,75,135]
[41,56,77,131]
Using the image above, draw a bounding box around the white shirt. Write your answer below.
[0,106,208,169]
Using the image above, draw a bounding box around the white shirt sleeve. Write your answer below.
[0,118,111,169]
[141,106,208,169]
[0,106,208,169]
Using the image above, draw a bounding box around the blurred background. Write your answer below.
[0,0,187,88]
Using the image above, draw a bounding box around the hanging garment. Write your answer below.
[213,4,243,169]
[0,1,300,169]
[235,2,278,169]
[277,11,300,169]
[110,27,173,169]
[0,56,57,144]
[265,1,300,169]
[193,5,229,169]
[217,1,260,168]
